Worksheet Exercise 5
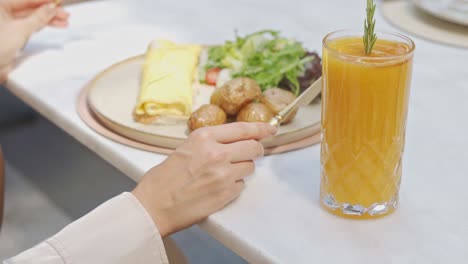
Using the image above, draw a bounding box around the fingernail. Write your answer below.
[267,125,277,135]
[47,3,57,9]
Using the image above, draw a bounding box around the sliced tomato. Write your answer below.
[205,68,222,85]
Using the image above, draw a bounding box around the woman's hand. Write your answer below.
[132,122,277,237]
[0,0,69,82]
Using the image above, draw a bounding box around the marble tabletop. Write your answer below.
[5,0,468,263]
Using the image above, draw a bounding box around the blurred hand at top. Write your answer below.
[0,0,69,82]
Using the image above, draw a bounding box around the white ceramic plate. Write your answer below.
[87,56,321,149]
[412,0,468,26]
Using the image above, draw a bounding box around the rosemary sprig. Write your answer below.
[363,0,377,55]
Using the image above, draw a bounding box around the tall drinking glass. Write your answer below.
[320,30,415,218]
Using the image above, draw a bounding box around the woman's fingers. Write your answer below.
[47,8,69,27]
[175,161,254,203]
[15,3,57,38]
[5,0,52,12]
[229,161,255,182]
[213,180,245,209]
[13,6,69,19]
[55,7,69,19]
[225,139,264,163]
[199,122,276,144]
[48,17,68,27]
[201,161,254,190]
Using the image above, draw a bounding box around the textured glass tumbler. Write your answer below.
[320,30,415,218]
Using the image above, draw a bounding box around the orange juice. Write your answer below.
[320,31,414,218]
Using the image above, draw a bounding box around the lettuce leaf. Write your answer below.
[204,30,314,95]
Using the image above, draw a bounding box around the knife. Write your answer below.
[269,76,322,127]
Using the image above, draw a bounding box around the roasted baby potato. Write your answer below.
[210,77,261,115]
[188,104,227,131]
[261,88,297,124]
[236,102,274,123]
[210,87,222,106]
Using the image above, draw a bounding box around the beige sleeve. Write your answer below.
[5,193,169,264]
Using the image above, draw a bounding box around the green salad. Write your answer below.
[201,30,322,96]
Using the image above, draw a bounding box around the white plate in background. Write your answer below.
[412,0,468,26]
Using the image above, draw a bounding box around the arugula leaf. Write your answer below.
[204,30,313,95]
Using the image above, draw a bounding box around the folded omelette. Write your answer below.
[134,40,202,124]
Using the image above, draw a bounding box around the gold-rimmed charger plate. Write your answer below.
[87,55,321,149]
